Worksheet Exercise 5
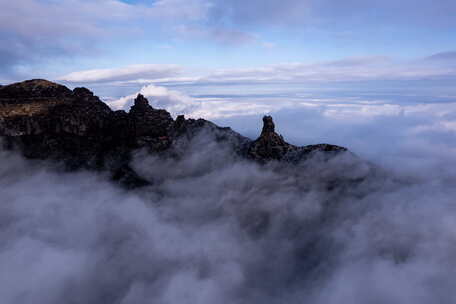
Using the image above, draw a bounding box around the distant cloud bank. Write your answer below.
[59,53,456,87]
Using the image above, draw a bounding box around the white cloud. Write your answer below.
[108,81,456,125]
[109,84,298,119]
[58,64,182,83]
[110,84,199,117]
[58,54,456,88]
[197,57,456,84]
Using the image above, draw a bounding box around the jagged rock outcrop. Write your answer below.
[248,115,347,162]
[248,115,295,160]
[129,94,173,148]
[0,79,348,186]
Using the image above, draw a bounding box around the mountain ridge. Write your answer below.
[0,79,348,186]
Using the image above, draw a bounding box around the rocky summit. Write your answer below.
[0,79,347,186]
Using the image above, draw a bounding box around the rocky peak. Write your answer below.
[248,115,348,162]
[261,115,275,134]
[131,94,151,111]
[73,87,93,98]
[173,114,187,133]
[0,79,72,100]
[248,116,294,161]
[128,94,173,141]
[11,79,62,91]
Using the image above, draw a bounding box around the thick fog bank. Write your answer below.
[1,130,456,304]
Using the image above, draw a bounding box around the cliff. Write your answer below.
[0,79,348,186]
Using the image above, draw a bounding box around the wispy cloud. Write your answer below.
[195,55,456,84]
[3,0,456,82]
[0,0,140,76]
[59,53,456,87]
[424,51,456,62]
[58,64,182,83]
[0,0,212,78]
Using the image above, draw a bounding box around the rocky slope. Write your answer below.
[0,79,347,186]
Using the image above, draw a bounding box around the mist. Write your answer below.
[1,115,456,304]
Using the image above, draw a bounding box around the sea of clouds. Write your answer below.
[2,88,456,303]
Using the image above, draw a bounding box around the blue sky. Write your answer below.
[2,0,456,81]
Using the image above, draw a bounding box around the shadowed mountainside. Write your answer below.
[0,79,347,186]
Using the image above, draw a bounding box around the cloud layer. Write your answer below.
[59,53,456,89]
[2,108,456,303]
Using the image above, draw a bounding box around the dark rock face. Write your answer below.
[248,115,347,162]
[129,94,174,150]
[248,116,294,161]
[0,79,348,186]
[130,94,173,137]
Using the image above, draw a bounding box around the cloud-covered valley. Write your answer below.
[2,103,456,303]
[2,76,456,303]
